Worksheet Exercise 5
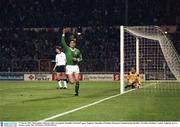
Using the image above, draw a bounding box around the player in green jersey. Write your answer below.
[61,28,82,96]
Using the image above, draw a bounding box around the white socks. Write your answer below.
[58,80,67,88]
[58,81,62,88]
[63,80,67,88]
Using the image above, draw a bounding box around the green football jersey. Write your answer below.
[61,35,82,65]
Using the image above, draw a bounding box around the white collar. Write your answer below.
[57,52,63,54]
[70,48,76,51]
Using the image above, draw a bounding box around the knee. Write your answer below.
[75,76,80,82]
[56,76,60,81]
[69,79,75,84]
[75,79,79,83]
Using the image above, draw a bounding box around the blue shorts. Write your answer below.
[56,66,66,73]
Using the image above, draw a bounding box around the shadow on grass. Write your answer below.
[23,94,74,102]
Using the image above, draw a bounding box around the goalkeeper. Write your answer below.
[61,28,82,96]
[134,74,141,88]
[125,68,138,89]
[125,69,141,88]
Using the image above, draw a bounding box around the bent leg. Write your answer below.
[67,74,75,84]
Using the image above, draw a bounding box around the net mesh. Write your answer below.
[122,26,180,95]
[124,26,180,81]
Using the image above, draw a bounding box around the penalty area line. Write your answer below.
[38,83,156,122]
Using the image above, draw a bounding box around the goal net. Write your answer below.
[120,26,180,94]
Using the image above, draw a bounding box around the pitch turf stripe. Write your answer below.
[38,83,156,122]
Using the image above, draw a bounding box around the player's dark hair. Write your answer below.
[69,39,76,43]
[55,46,62,51]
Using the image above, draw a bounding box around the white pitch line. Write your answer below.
[38,83,156,122]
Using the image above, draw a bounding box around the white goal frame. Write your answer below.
[120,25,180,94]
[120,26,140,94]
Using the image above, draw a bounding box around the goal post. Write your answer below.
[136,37,139,74]
[120,26,124,94]
[120,26,180,94]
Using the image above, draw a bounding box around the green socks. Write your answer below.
[75,82,79,94]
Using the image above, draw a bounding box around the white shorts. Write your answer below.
[66,65,80,74]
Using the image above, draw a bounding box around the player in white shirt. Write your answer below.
[53,46,67,89]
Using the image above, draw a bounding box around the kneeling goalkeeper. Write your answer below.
[125,69,141,89]
[61,28,82,96]
[125,68,137,89]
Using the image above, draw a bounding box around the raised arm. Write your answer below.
[61,28,70,51]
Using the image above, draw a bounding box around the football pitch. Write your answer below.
[0,81,180,121]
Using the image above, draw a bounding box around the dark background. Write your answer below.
[0,0,180,72]
[1,0,180,27]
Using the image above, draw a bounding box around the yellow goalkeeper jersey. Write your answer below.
[127,72,138,83]
[135,75,141,83]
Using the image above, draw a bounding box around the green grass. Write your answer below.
[0,81,180,121]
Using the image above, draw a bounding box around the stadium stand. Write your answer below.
[0,0,180,72]
[1,0,180,27]
[0,26,180,72]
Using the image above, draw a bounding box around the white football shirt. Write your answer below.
[55,52,66,66]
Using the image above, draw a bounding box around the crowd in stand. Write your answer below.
[1,26,180,72]
[1,0,180,27]
[0,27,120,72]
[0,0,180,72]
